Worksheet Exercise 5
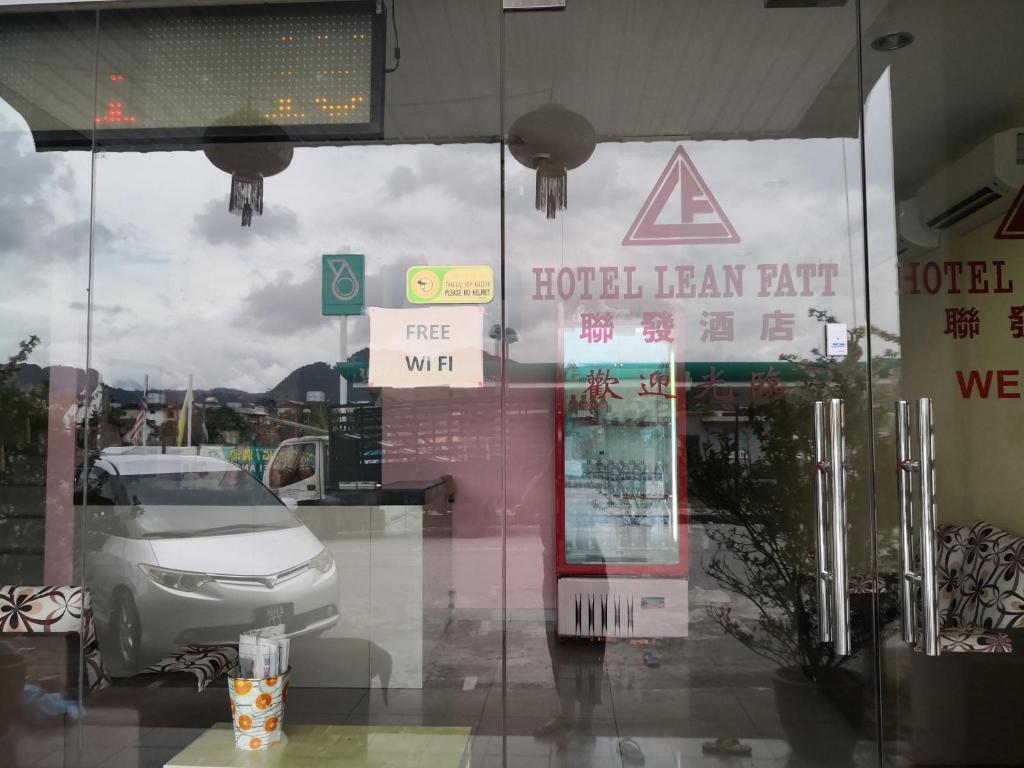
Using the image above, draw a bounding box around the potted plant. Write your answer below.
[690,311,899,765]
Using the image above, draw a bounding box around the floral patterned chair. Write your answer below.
[0,585,237,692]
[0,585,111,693]
[0,585,238,736]
[907,521,1024,765]
[933,521,1023,652]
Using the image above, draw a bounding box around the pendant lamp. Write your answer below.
[203,112,294,227]
[508,103,596,219]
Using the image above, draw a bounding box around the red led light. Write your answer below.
[97,98,137,126]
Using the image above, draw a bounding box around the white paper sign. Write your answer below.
[368,306,484,388]
[825,323,848,357]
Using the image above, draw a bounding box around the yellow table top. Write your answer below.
[165,723,472,768]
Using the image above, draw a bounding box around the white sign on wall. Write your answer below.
[825,322,848,357]
[368,306,484,388]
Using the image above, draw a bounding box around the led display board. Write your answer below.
[0,1,384,149]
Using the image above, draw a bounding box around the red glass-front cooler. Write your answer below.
[555,319,688,639]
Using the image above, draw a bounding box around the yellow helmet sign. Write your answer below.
[405,266,494,304]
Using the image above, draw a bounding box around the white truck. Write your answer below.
[262,405,449,506]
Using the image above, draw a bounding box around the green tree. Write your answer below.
[692,311,899,679]
[0,336,48,585]
[205,405,254,444]
[0,336,47,481]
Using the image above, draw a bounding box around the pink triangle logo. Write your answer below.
[622,146,740,246]
[995,185,1024,239]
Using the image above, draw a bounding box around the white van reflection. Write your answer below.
[78,454,339,673]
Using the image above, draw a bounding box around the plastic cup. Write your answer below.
[227,667,290,751]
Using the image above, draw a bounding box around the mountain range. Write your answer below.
[13,360,352,407]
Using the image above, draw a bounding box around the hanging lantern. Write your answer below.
[508,103,596,220]
[203,112,293,227]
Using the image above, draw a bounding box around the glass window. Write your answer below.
[25,1,1024,766]
[114,472,301,538]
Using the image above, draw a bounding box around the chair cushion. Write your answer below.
[142,645,238,692]
[937,523,972,628]
[936,522,1024,631]
[0,585,86,633]
[933,628,1013,653]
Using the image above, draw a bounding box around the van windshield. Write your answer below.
[118,470,301,538]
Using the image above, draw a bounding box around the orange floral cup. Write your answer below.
[227,668,290,750]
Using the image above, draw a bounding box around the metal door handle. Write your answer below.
[895,400,917,645]
[812,399,849,654]
[813,401,832,643]
[828,398,851,655]
[917,398,940,656]
[894,398,941,656]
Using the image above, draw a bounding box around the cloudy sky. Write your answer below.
[0,75,901,395]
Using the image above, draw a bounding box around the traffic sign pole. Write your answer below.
[339,317,348,405]
[322,254,363,405]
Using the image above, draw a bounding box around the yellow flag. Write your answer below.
[176,384,194,446]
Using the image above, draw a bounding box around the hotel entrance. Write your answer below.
[0,1,1022,767]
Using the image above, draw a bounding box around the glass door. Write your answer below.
[501,2,878,766]
[862,2,1024,766]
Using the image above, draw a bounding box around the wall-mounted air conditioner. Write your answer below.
[898,128,1024,254]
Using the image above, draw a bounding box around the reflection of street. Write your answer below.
[534,516,607,756]
[82,508,873,764]
[290,505,447,690]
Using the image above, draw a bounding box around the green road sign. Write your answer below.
[322,254,365,315]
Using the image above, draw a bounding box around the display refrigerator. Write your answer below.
[555,320,688,639]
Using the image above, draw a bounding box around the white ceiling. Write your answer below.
[857,0,1024,196]
[383,0,877,142]
[385,0,1024,198]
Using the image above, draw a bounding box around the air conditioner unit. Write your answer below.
[898,128,1024,252]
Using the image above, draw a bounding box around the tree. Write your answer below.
[692,311,899,679]
[0,336,46,481]
[0,336,48,585]
[205,405,253,444]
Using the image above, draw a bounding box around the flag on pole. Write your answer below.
[77,381,104,426]
[128,388,149,446]
[61,401,78,431]
[177,380,194,447]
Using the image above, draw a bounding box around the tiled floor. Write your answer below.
[2,518,886,768]
[2,610,882,768]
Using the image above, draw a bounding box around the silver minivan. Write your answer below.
[78,453,339,673]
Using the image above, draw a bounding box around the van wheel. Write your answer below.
[112,591,141,673]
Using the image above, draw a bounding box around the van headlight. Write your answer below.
[138,564,210,592]
[309,549,334,574]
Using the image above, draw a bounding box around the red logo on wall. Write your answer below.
[995,185,1024,239]
[622,145,740,246]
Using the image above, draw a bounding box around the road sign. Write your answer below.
[322,254,365,315]
[622,146,740,246]
[406,265,494,304]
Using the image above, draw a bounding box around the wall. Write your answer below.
[381,382,558,616]
[899,216,1024,532]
